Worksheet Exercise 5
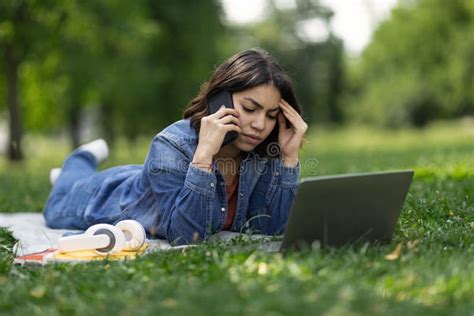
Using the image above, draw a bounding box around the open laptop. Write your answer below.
[277,170,414,252]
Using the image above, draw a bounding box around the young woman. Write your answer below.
[44,48,308,245]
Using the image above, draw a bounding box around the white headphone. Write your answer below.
[58,220,146,256]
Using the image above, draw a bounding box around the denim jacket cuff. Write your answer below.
[184,164,217,196]
[277,159,300,188]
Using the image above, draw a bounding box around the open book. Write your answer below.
[14,244,149,266]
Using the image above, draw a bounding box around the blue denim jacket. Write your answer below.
[44,119,300,245]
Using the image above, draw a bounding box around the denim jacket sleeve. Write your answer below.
[246,159,300,235]
[145,135,217,245]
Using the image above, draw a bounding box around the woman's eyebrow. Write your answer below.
[243,97,280,112]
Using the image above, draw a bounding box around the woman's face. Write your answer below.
[231,84,281,152]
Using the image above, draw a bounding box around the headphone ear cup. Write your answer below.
[86,224,126,255]
[115,220,146,251]
[58,223,126,256]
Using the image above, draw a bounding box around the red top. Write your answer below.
[223,172,239,230]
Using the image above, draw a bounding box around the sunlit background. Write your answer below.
[223,0,397,54]
[0,0,473,161]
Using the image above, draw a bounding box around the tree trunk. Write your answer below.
[4,43,23,161]
[68,105,81,149]
[99,101,115,147]
[327,40,344,124]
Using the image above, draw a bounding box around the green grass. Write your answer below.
[0,119,473,315]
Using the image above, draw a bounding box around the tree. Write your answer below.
[347,0,474,127]
[20,0,156,148]
[136,0,226,135]
[0,0,63,160]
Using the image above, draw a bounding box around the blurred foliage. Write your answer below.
[5,0,227,146]
[1,0,227,151]
[1,0,473,159]
[1,0,344,155]
[0,0,65,159]
[346,0,474,127]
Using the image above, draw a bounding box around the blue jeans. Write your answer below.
[44,150,98,229]
[44,149,144,230]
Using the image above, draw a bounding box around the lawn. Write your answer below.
[0,119,473,315]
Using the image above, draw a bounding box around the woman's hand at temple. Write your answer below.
[278,99,308,167]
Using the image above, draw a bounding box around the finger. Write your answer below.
[281,109,306,132]
[212,106,240,119]
[278,112,288,131]
[216,107,239,118]
[281,103,305,123]
[279,101,292,115]
[281,107,297,122]
[223,123,242,134]
[279,100,299,116]
[218,115,241,127]
[280,98,292,108]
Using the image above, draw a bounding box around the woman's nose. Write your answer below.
[250,114,266,131]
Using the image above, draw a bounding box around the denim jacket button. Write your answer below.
[239,192,244,197]
[221,207,226,212]
[210,183,215,187]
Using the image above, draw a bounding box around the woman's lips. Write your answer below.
[243,134,261,145]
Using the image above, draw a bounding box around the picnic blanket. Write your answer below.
[0,213,281,265]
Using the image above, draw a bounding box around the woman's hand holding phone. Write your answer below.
[193,106,241,169]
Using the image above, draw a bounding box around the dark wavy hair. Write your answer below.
[183,48,302,159]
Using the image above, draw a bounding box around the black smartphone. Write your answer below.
[207,90,239,147]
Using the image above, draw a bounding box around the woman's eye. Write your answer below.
[243,106,277,119]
